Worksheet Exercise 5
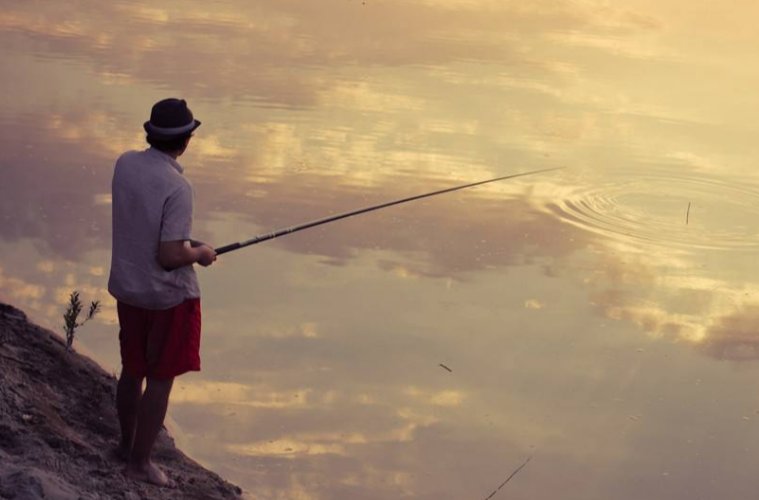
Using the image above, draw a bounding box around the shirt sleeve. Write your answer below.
[160,183,193,242]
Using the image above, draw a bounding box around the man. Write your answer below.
[108,98,216,487]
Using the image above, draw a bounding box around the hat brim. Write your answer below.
[144,119,201,140]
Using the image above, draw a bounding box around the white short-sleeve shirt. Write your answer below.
[108,147,200,309]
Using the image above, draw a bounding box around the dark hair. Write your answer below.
[146,133,192,152]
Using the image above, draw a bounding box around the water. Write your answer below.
[2,1,759,498]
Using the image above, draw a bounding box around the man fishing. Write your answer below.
[105,97,558,487]
[108,98,216,487]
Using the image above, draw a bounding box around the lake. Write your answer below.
[2,1,759,498]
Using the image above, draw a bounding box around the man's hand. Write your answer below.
[196,245,217,267]
[159,240,217,270]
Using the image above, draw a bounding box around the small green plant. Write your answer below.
[63,290,100,351]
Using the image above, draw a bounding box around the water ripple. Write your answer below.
[547,169,759,252]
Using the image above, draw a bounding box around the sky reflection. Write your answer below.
[3,1,759,498]
[0,0,664,106]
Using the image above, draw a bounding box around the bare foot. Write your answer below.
[125,461,176,488]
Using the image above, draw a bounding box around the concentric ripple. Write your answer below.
[547,169,759,252]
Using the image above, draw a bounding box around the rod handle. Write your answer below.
[215,242,242,255]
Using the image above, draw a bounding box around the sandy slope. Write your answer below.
[0,302,243,500]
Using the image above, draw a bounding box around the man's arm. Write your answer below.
[159,240,216,270]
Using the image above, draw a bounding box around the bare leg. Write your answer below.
[116,371,144,459]
[126,376,175,487]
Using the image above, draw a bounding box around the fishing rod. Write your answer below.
[215,166,563,256]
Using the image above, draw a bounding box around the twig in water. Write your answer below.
[686,202,691,225]
[484,456,532,500]
[439,363,453,373]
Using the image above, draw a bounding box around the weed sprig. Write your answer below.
[63,291,100,351]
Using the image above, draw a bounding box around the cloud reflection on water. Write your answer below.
[4,1,759,498]
[702,307,759,361]
[4,56,759,364]
[0,1,661,106]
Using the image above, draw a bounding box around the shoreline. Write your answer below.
[0,302,244,499]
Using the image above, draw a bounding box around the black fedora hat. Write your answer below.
[144,98,201,139]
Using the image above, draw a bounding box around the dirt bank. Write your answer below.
[0,302,243,500]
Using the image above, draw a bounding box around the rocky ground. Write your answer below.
[0,302,244,500]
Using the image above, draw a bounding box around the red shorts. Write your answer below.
[117,298,202,379]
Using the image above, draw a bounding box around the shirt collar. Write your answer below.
[147,147,184,174]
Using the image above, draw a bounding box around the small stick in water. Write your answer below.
[484,456,532,499]
[439,363,453,372]
[686,202,691,225]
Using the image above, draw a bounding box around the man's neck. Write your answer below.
[149,146,185,159]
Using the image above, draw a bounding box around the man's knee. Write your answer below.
[145,376,174,395]
[118,371,144,390]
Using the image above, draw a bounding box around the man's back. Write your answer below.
[108,147,199,310]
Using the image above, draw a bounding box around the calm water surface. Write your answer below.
[3,1,759,498]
